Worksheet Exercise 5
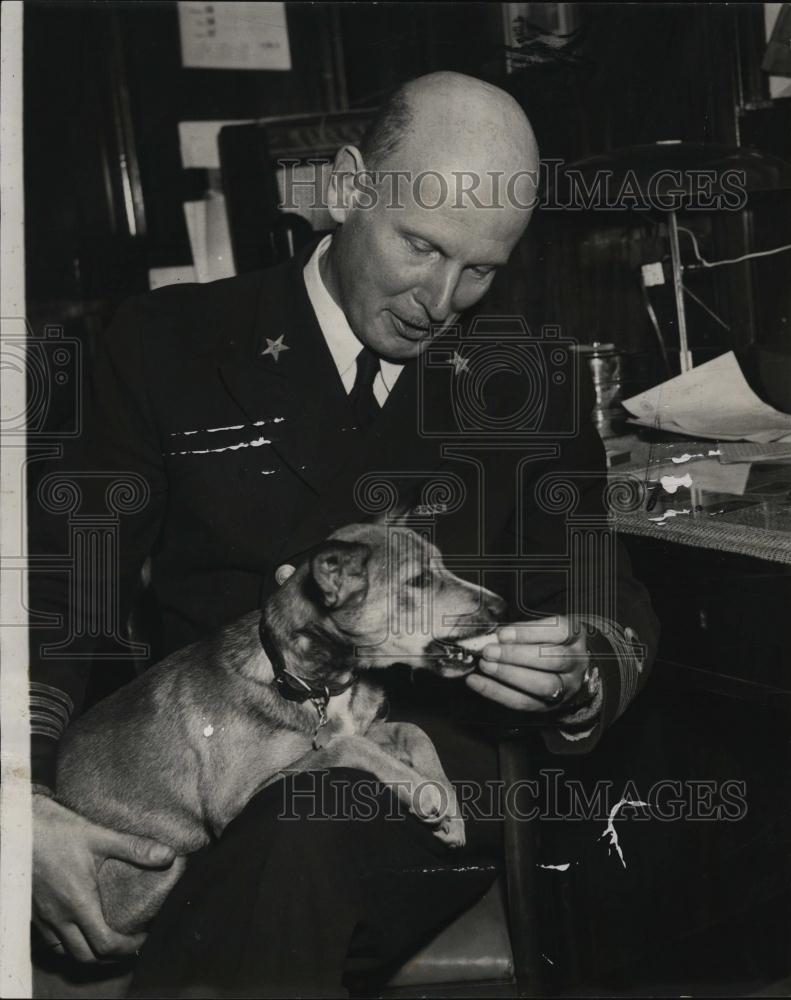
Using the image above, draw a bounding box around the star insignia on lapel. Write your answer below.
[261,335,290,362]
[450,351,469,375]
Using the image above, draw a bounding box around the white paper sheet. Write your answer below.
[183,193,235,283]
[178,2,291,71]
[623,352,791,443]
[178,120,253,170]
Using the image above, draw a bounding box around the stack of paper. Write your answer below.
[719,441,791,464]
[623,352,791,443]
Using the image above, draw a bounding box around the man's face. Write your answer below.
[327,170,532,362]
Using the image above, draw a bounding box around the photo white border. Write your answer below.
[1,1,32,995]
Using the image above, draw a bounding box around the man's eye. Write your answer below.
[406,237,433,255]
[469,265,495,279]
[408,571,432,588]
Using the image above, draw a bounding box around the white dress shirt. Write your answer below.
[303,235,403,406]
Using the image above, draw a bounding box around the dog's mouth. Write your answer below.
[428,629,497,677]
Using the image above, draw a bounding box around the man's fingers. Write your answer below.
[98,829,175,869]
[57,922,102,965]
[465,672,551,711]
[482,641,574,672]
[82,920,146,961]
[497,617,579,645]
[75,885,147,961]
[32,917,64,952]
[36,885,146,962]
[478,658,570,699]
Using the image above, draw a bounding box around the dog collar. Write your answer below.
[258,618,356,706]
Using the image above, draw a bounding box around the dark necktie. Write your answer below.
[349,346,380,431]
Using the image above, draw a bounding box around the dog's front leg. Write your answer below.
[366,722,465,848]
[272,736,462,842]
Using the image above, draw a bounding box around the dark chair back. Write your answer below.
[219,110,375,273]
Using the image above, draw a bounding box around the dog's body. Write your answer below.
[56,522,505,934]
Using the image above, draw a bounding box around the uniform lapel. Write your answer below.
[218,241,450,564]
[218,246,363,495]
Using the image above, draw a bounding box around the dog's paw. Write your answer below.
[433,814,466,848]
[411,781,444,821]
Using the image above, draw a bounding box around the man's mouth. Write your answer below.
[389,311,431,341]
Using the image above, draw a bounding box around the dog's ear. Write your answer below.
[372,503,412,528]
[310,541,370,610]
[275,563,296,586]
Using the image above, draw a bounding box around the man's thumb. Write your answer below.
[104,830,175,868]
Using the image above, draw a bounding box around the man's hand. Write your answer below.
[32,794,175,963]
[465,615,589,711]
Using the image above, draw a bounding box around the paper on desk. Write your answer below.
[623,352,791,443]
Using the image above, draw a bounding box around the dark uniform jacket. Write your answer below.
[29,245,659,788]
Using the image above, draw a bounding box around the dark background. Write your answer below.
[24,2,791,384]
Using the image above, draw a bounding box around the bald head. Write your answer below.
[323,72,540,361]
[362,71,538,189]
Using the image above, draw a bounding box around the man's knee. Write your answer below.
[226,767,396,842]
[276,767,380,820]
[221,767,443,876]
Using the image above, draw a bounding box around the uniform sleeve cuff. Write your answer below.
[540,620,640,754]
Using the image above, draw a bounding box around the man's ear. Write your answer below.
[309,541,370,609]
[327,144,366,225]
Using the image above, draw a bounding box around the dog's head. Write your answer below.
[266,521,506,681]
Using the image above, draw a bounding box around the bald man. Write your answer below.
[30,72,657,995]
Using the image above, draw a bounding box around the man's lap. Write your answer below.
[130,767,502,997]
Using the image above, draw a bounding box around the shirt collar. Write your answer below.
[303,235,403,391]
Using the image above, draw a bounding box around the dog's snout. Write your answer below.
[485,592,507,620]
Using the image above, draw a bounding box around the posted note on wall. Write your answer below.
[178,2,292,71]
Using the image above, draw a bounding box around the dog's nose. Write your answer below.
[484,591,507,620]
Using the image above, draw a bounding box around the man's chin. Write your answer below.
[371,314,453,360]
[364,327,429,361]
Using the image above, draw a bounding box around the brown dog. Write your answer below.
[55,521,506,934]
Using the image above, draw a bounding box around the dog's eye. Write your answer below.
[408,570,433,588]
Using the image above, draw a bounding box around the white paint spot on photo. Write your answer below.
[171,423,245,437]
[648,508,691,525]
[660,473,692,494]
[170,436,272,456]
[171,417,284,438]
[599,797,648,868]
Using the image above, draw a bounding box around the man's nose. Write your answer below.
[417,262,462,323]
